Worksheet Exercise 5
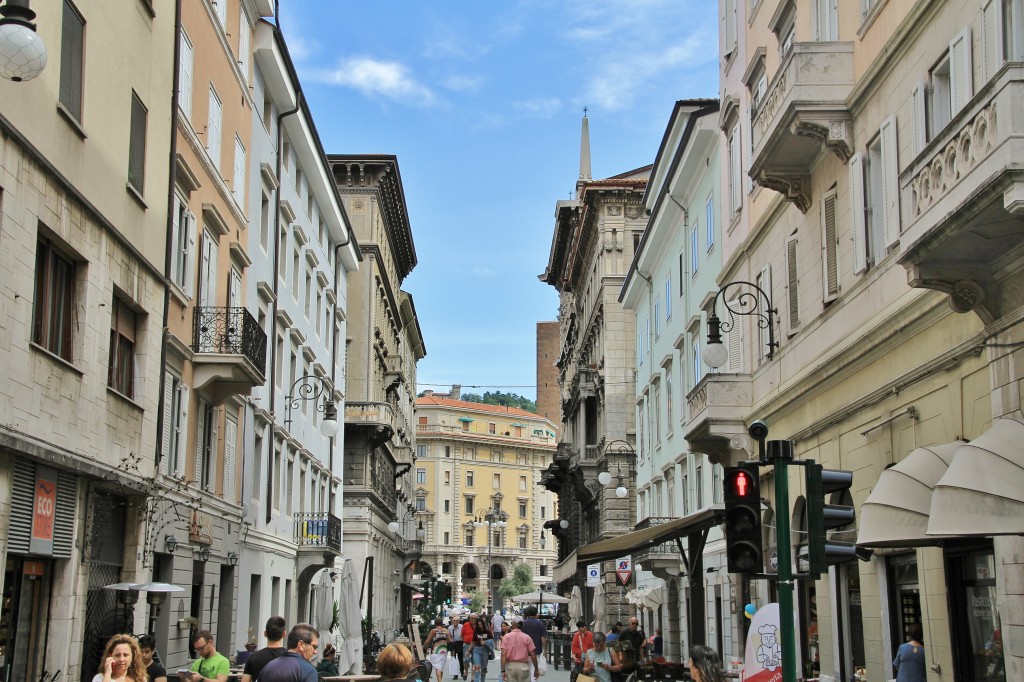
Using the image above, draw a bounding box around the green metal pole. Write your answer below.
[769,440,797,682]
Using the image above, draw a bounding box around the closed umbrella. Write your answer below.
[568,586,583,624]
[591,582,606,632]
[314,569,335,633]
[336,559,363,675]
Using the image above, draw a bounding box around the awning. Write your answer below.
[554,549,579,584]
[576,506,724,564]
[857,441,963,547]
[858,418,1024,548]
[929,418,1024,536]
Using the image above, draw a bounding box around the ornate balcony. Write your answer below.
[749,42,855,213]
[192,306,267,404]
[344,401,397,443]
[684,374,752,466]
[899,65,1024,324]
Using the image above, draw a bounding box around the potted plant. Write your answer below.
[245,627,258,652]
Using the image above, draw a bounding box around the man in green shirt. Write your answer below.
[182,630,229,682]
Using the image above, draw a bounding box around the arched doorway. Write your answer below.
[461,563,479,605]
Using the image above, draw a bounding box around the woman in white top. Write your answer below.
[92,634,147,682]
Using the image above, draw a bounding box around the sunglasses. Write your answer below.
[303,641,319,651]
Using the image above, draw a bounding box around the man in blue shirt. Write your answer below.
[256,623,320,682]
[520,607,548,659]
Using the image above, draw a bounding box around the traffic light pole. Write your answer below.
[767,440,797,682]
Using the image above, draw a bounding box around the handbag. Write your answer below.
[448,656,461,676]
[577,675,597,682]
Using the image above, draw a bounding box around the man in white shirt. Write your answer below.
[492,611,505,649]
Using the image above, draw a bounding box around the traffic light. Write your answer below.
[723,465,763,574]
[805,463,857,576]
[443,582,452,605]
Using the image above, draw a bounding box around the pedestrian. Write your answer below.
[582,632,621,682]
[570,621,593,682]
[892,624,926,682]
[183,629,231,682]
[687,645,725,682]
[93,634,146,682]
[492,611,505,648]
[650,629,663,658]
[500,619,539,682]
[448,615,466,680]
[317,644,340,677]
[520,607,548,664]
[137,634,168,682]
[242,615,287,682]
[471,615,494,682]
[605,625,620,645]
[424,616,451,682]
[256,624,320,682]
[462,614,480,679]
[377,643,417,682]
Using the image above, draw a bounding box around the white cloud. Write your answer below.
[310,56,437,107]
[513,97,562,119]
[442,74,485,92]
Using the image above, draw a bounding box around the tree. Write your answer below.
[498,563,534,600]
[468,588,486,613]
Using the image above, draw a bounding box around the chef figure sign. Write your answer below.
[742,603,785,681]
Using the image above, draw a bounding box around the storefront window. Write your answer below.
[887,553,921,662]
[947,544,1004,681]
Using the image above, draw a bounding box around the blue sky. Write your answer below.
[278,1,720,400]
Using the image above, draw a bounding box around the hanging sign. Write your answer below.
[30,466,58,556]
[742,603,785,681]
[587,564,600,586]
[615,556,632,586]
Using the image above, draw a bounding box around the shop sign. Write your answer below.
[29,466,58,555]
[23,560,45,577]
[189,509,213,545]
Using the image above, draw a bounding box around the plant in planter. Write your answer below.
[246,626,258,652]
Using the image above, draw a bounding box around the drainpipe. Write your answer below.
[154,0,183,474]
[329,232,351,472]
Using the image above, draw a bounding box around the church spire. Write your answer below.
[579,107,592,182]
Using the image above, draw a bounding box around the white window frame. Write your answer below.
[232,135,246,205]
[207,86,223,173]
[664,275,672,321]
[813,0,838,41]
[821,188,840,303]
[705,195,715,252]
[690,225,699,275]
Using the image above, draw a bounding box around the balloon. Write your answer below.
[744,604,757,619]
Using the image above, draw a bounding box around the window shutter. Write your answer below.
[757,265,772,361]
[982,0,1004,80]
[828,0,839,40]
[786,237,800,332]
[115,299,136,343]
[176,385,189,478]
[233,136,246,204]
[194,399,206,483]
[229,268,242,310]
[725,0,737,55]
[912,79,927,153]
[849,154,868,274]
[950,27,973,116]
[208,87,223,172]
[208,411,219,492]
[184,212,197,299]
[224,415,237,501]
[726,297,744,374]
[731,125,743,214]
[170,195,181,284]
[880,115,900,248]
[238,12,251,83]
[821,191,840,302]
[160,372,174,475]
[178,31,193,119]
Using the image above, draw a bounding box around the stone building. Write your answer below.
[0,0,173,678]
[539,114,649,626]
[413,392,559,611]
[330,154,425,638]
[536,321,561,425]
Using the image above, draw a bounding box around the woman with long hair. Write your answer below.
[471,617,493,682]
[92,634,146,682]
[424,617,451,682]
[687,645,725,682]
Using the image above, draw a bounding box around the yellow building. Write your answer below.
[415,390,559,611]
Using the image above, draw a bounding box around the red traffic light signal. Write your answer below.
[723,466,763,574]
[730,469,755,497]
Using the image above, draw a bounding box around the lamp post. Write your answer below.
[473,508,508,612]
[0,0,47,82]
[700,280,778,369]
[599,440,635,498]
[284,374,339,437]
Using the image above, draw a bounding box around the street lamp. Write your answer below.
[0,0,47,82]
[701,280,778,368]
[285,375,339,437]
[473,508,508,612]
[602,440,636,498]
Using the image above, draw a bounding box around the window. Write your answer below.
[465,530,474,546]
[664,276,672,320]
[488,422,496,434]
[444,532,450,544]
[540,506,546,519]
[813,0,838,41]
[728,124,742,215]
[212,0,227,27]
[492,473,500,489]
[128,92,147,193]
[821,189,840,302]
[197,230,218,307]
[786,236,800,333]
[748,60,767,114]
[444,471,451,485]
[654,299,661,338]
[207,86,222,171]
[237,10,251,82]
[919,30,972,146]
[445,446,451,458]
[724,0,737,56]
[679,252,686,295]
[850,117,899,274]
[462,420,470,432]
[467,471,474,486]
[417,445,426,459]
[444,500,450,513]
[232,136,246,204]
[519,535,527,549]
[108,297,137,397]
[33,236,77,361]
[416,468,426,484]
[519,475,527,492]
[162,372,188,477]
[777,3,796,57]
[927,53,952,140]
[174,30,194,119]
[519,501,527,517]
[170,195,195,295]
[291,242,300,295]
[59,0,85,121]
[690,225,699,274]
[706,196,715,251]
[695,463,704,509]
[692,337,703,386]
[196,399,217,491]
[653,383,662,444]
[665,362,673,425]
[465,496,475,515]
[491,450,502,463]
[539,565,548,577]
[416,498,426,511]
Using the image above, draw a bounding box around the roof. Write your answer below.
[415,395,543,420]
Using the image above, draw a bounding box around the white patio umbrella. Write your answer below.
[568,586,583,624]
[511,591,570,605]
[591,582,606,632]
[336,559,364,675]
[314,569,335,633]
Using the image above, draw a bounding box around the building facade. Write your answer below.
[414,392,559,611]
[0,0,174,679]
[620,99,734,664]
[692,0,1023,680]
[235,15,360,656]
[330,154,425,639]
[539,115,649,626]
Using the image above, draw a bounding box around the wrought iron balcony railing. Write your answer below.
[193,306,267,372]
[294,512,342,553]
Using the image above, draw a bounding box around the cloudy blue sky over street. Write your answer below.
[278,1,720,399]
